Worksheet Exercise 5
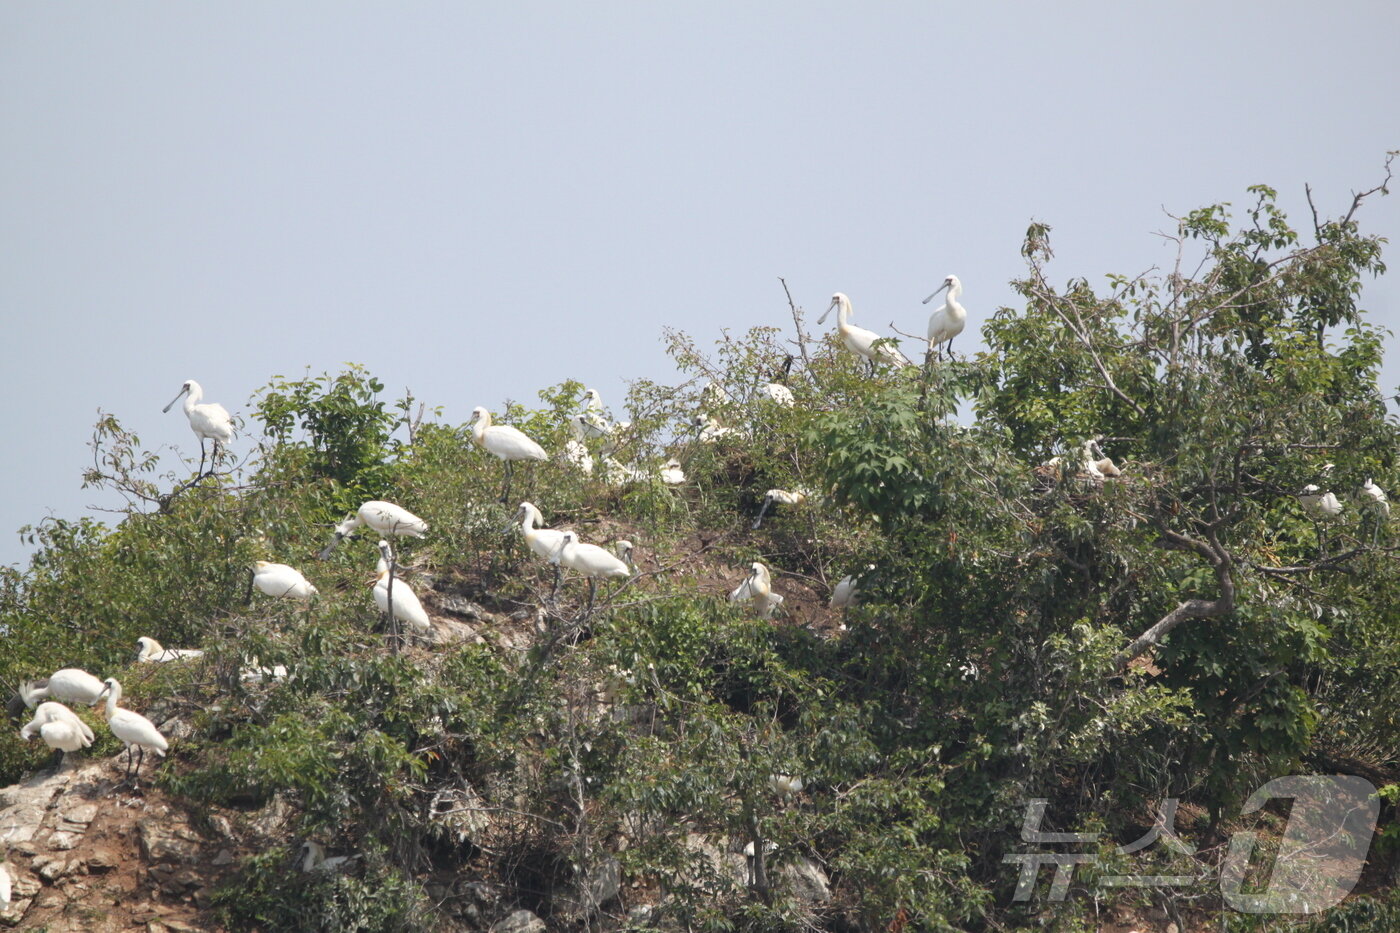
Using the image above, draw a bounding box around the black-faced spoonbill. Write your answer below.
[729,562,783,619]
[20,701,95,767]
[300,841,361,873]
[372,540,433,637]
[135,637,204,663]
[758,355,796,406]
[97,678,169,786]
[1358,478,1390,543]
[20,669,106,709]
[817,293,909,369]
[318,500,428,559]
[251,561,318,600]
[578,388,613,439]
[470,407,548,503]
[551,531,632,619]
[659,458,686,485]
[923,275,968,360]
[513,502,569,599]
[752,489,809,530]
[162,379,234,477]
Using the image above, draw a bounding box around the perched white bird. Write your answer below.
[20,669,106,709]
[695,412,738,443]
[1086,440,1123,478]
[372,541,433,636]
[514,502,570,599]
[923,274,968,360]
[252,561,318,600]
[817,293,909,369]
[162,379,234,475]
[471,407,548,503]
[1299,485,1344,521]
[613,539,636,570]
[319,500,428,558]
[561,417,595,475]
[830,567,875,610]
[659,458,686,485]
[1358,478,1390,515]
[758,355,796,406]
[578,388,613,439]
[602,456,649,486]
[752,489,809,530]
[97,678,168,785]
[769,774,805,796]
[300,841,360,873]
[135,637,204,663]
[729,562,784,619]
[20,701,95,763]
[551,531,632,616]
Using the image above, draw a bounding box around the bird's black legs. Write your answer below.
[500,462,514,504]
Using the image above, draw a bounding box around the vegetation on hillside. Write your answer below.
[3,163,1399,932]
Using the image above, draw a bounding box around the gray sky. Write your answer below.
[2,2,1397,569]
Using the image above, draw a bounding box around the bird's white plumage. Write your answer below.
[20,701,95,753]
[136,637,204,663]
[99,678,169,758]
[162,379,233,445]
[252,561,318,600]
[552,532,632,580]
[515,502,568,563]
[578,388,613,439]
[760,382,795,406]
[817,293,908,367]
[729,562,783,618]
[470,407,548,462]
[1359,478,1390,516]
[301,841,360,873]
[1299,485,1344,520]
[562,434,594,475]
[695,413,737,443]
[659,459,686,485]
[769,774,805,796]
[21,669,106,708]
[372,541,433,634]
[320,501,428,558]
[0,861,10,906]
[830,575,859,609]
[924,274,968,357]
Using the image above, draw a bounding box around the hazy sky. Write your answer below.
[2,2,1397,569]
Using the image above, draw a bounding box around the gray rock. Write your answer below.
[778,857,831,906]
[137,816,202,863]
[490,909,546,933]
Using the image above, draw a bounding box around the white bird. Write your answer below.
[20,669,106,709]
[514,502,570,599]
[551,531,632,617]
[923,274,968,360]
[0,860,10,906]
[768,774,805,796]
[20,701,95,763]
[1358,477,1390,543]
[695,412,738,443]
[162,379,234,476]
[252,561,318,600]
[817,293,909,369]
[578,388,613,439]
[240,663,289,684]
[659,459,686,485]
[831,567,874,609]
[729,562,783,619]
[561,417,595,475]
[97,678,168,786]
[135,637,204,663]
[300,841,360,873]
[1087,440,1123,478]
[613,539,636,571]
[471,407,549,503]
[602,456,649,486]
[319,500,428,558]
[372,541,433,636]
[758,355,796,406]
[1299,485,1344,521]
[752,488,808,530]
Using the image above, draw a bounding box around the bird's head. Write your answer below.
[819,293,847,324]
[162,380,195,413]
[923,277,955,305]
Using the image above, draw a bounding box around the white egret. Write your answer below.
[135,637,204,663]
[20,701,95,765]
[252,561,318,600]
[20,669,106,709]
[471,407,548,503]
[97,678,168,786]
[319,500,428,558]
[300,841,360,873]
[162,379,234,476]
[923,275,968,360]
[373,540,433,636]
[1358,477,1390,543]
[759,356,796,406]
[752,489,809,530]
[729,562,783,619]
[817,293,909,369]
[551,531,632,617]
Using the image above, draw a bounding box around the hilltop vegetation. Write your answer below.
[3,169,1400,932]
